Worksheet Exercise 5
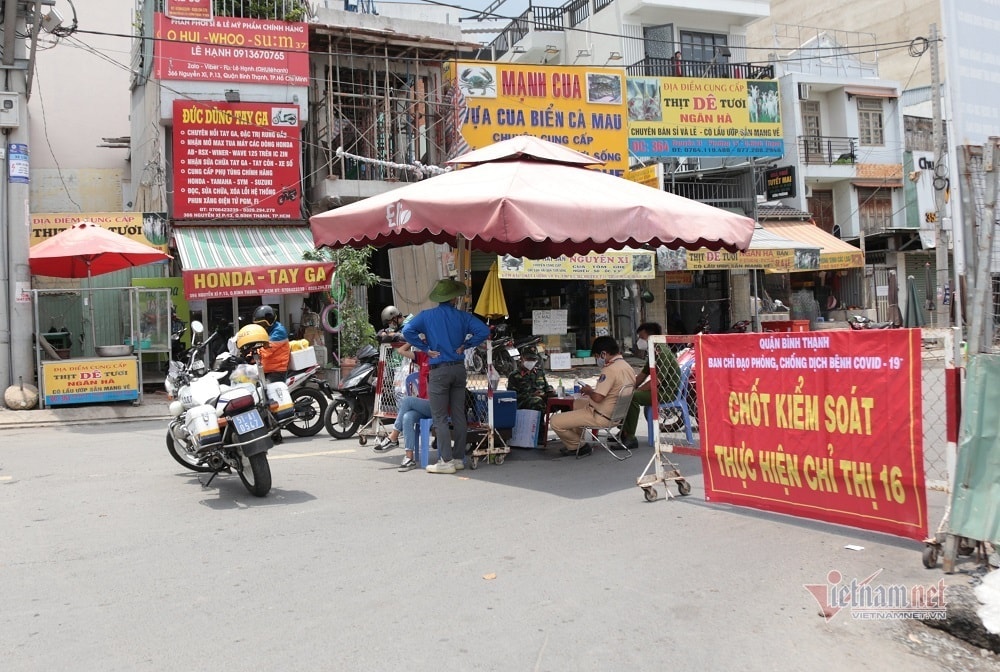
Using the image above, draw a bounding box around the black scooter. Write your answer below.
[323,345,380,439]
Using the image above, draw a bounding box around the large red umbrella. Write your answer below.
[29,221,172,351]
[310,136,755,257]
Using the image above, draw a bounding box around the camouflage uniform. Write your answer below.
[507,364,553,412]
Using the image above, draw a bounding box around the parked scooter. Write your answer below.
[164,322,277,497]
[323,344,380,439]
[848,315,897,330]
[468,323,542,375]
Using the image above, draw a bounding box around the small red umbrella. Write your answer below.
[29,221,172,350]
[310,136,754,257]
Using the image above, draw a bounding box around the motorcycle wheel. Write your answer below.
[239,452,271,497]
[166,431,214,473]
[469,350,486,374]
[285,387,327,437]
[324,397,359,439]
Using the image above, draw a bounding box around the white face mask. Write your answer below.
[522,360,537,371]
[636,338,648,351]
[596,355,607,368]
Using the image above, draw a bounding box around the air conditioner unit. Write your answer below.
[798,83,811,101]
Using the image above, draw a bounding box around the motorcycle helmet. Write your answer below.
[381,305,402,326]
[236,324,269,356]
[252,305,276,329]
[640,289,655,304]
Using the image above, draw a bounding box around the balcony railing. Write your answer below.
[799,136,858,166]
[627,58,775,80]
[488,5,563,58]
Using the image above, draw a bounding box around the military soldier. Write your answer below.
[506,346,554,412]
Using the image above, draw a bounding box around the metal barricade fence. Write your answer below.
[371,340,496,431]
[650,335,699,452]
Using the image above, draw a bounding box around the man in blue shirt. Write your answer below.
[402,278,491,474]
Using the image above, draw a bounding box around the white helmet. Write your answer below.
[381,305,402,326]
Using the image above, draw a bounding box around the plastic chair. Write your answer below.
[578,383,635,461]
[646,360,694,444]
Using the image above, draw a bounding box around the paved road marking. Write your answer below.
[270,449,355,459]
[0,475,12,481]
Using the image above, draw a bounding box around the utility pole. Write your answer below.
[930,24,951,328]
[968,139,1000,354]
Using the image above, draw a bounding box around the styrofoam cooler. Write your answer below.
[470,390,518,428]
[185,404,222,448]
[290,346,318,370]
[266,381,294,421]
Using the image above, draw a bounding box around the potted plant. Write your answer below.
[303,245,379,372]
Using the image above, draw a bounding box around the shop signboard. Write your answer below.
[30,212,169,253]
[697,329,927,541]
[43,358,139,406]
[445,61,629,175]
[183,262,333,300]
[686,247,819,272]
[172,100,301,220]
[765,165,796,199]
[627,77,784,157]
[625,163,663,190]
[153,13,308,85]
[165,0,212,21]
[496,250,655,279]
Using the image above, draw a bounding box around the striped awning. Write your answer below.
[760,221,864,271]
[174,226,334,299]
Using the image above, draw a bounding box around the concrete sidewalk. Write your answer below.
[0,391,173,429]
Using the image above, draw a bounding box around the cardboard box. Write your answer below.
[290,346,318,370]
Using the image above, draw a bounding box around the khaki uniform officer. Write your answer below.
[551,336,636,455]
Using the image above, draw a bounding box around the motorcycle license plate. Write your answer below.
[506,347,520,358]
[232,408,265,434]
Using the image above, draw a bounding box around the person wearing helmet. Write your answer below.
[506,345,553,412]
[377,305,406,344]
[252,305,289,382]
[234,324,270,380]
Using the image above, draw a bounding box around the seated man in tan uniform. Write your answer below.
[550,336,637,456]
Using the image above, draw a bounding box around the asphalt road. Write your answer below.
[1,421,993,671]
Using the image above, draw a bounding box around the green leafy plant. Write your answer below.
[213,0,309,22]
[304,245,379,361]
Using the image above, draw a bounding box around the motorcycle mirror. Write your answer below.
[191,320,204,334]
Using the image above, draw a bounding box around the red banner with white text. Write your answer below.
[697,329,927,540]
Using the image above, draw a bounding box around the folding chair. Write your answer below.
[578,383,635,461]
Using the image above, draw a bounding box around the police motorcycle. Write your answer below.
[164,323,285,497]
[322,344,380,440]
[211,337,332,439]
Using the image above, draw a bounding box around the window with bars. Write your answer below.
[567,0,589,27]
[679,30,728,63]
[857,187,894,234]
[857,97,884,146]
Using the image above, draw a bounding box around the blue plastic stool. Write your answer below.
[416,417,467,468]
